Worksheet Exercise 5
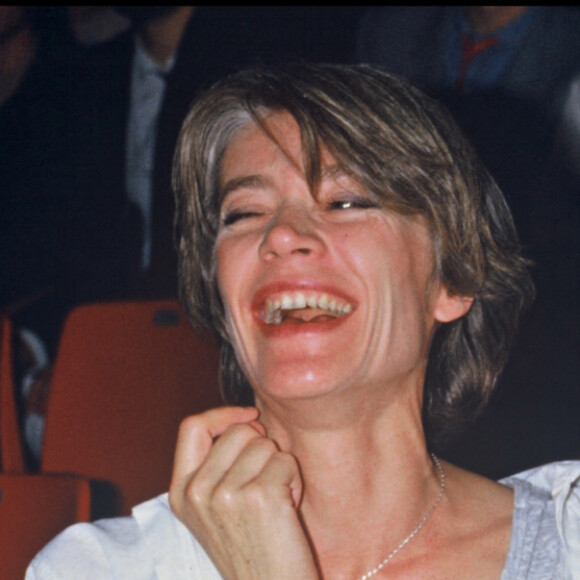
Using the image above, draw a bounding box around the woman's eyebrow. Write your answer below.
[220,175,272,203]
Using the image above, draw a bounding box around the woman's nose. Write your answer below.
[259,206,324,260]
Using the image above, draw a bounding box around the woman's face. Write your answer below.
[215,112,470,405]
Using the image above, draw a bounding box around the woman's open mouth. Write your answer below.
[262,292,353,325]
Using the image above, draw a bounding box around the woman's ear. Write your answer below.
[433,288,474,323]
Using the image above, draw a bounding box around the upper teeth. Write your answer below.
[264,293,353,325]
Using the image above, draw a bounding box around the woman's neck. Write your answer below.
[256,387,440,579]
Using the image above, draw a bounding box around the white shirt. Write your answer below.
[26,462,580,579]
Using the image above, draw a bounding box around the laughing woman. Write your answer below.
[27,64,580,579]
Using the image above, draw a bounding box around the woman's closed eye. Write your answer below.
[221,208,265,227]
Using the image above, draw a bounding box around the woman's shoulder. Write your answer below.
[25,494,222,579]
[499,461,580,580]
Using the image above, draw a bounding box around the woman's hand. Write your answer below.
[169,406,320,580]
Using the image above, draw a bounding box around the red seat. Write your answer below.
[0,473,90,580]
[41,300,222,517]
[0,315,25,473]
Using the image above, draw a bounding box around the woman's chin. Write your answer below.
[252,366,355,402]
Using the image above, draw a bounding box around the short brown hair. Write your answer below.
[173,64,534,446]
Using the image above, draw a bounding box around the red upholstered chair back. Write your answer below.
[0,473,90,580]
[41,300,222,518]
[0,315,25,473]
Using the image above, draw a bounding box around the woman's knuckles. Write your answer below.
[210,478,263,512]
[243,479,289,509]
[182,474,216,514]
[177,408,260,449]
[216,423,266,449]
[209,472,293,512]
[245,435,278,456]
[171,434,300,529]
